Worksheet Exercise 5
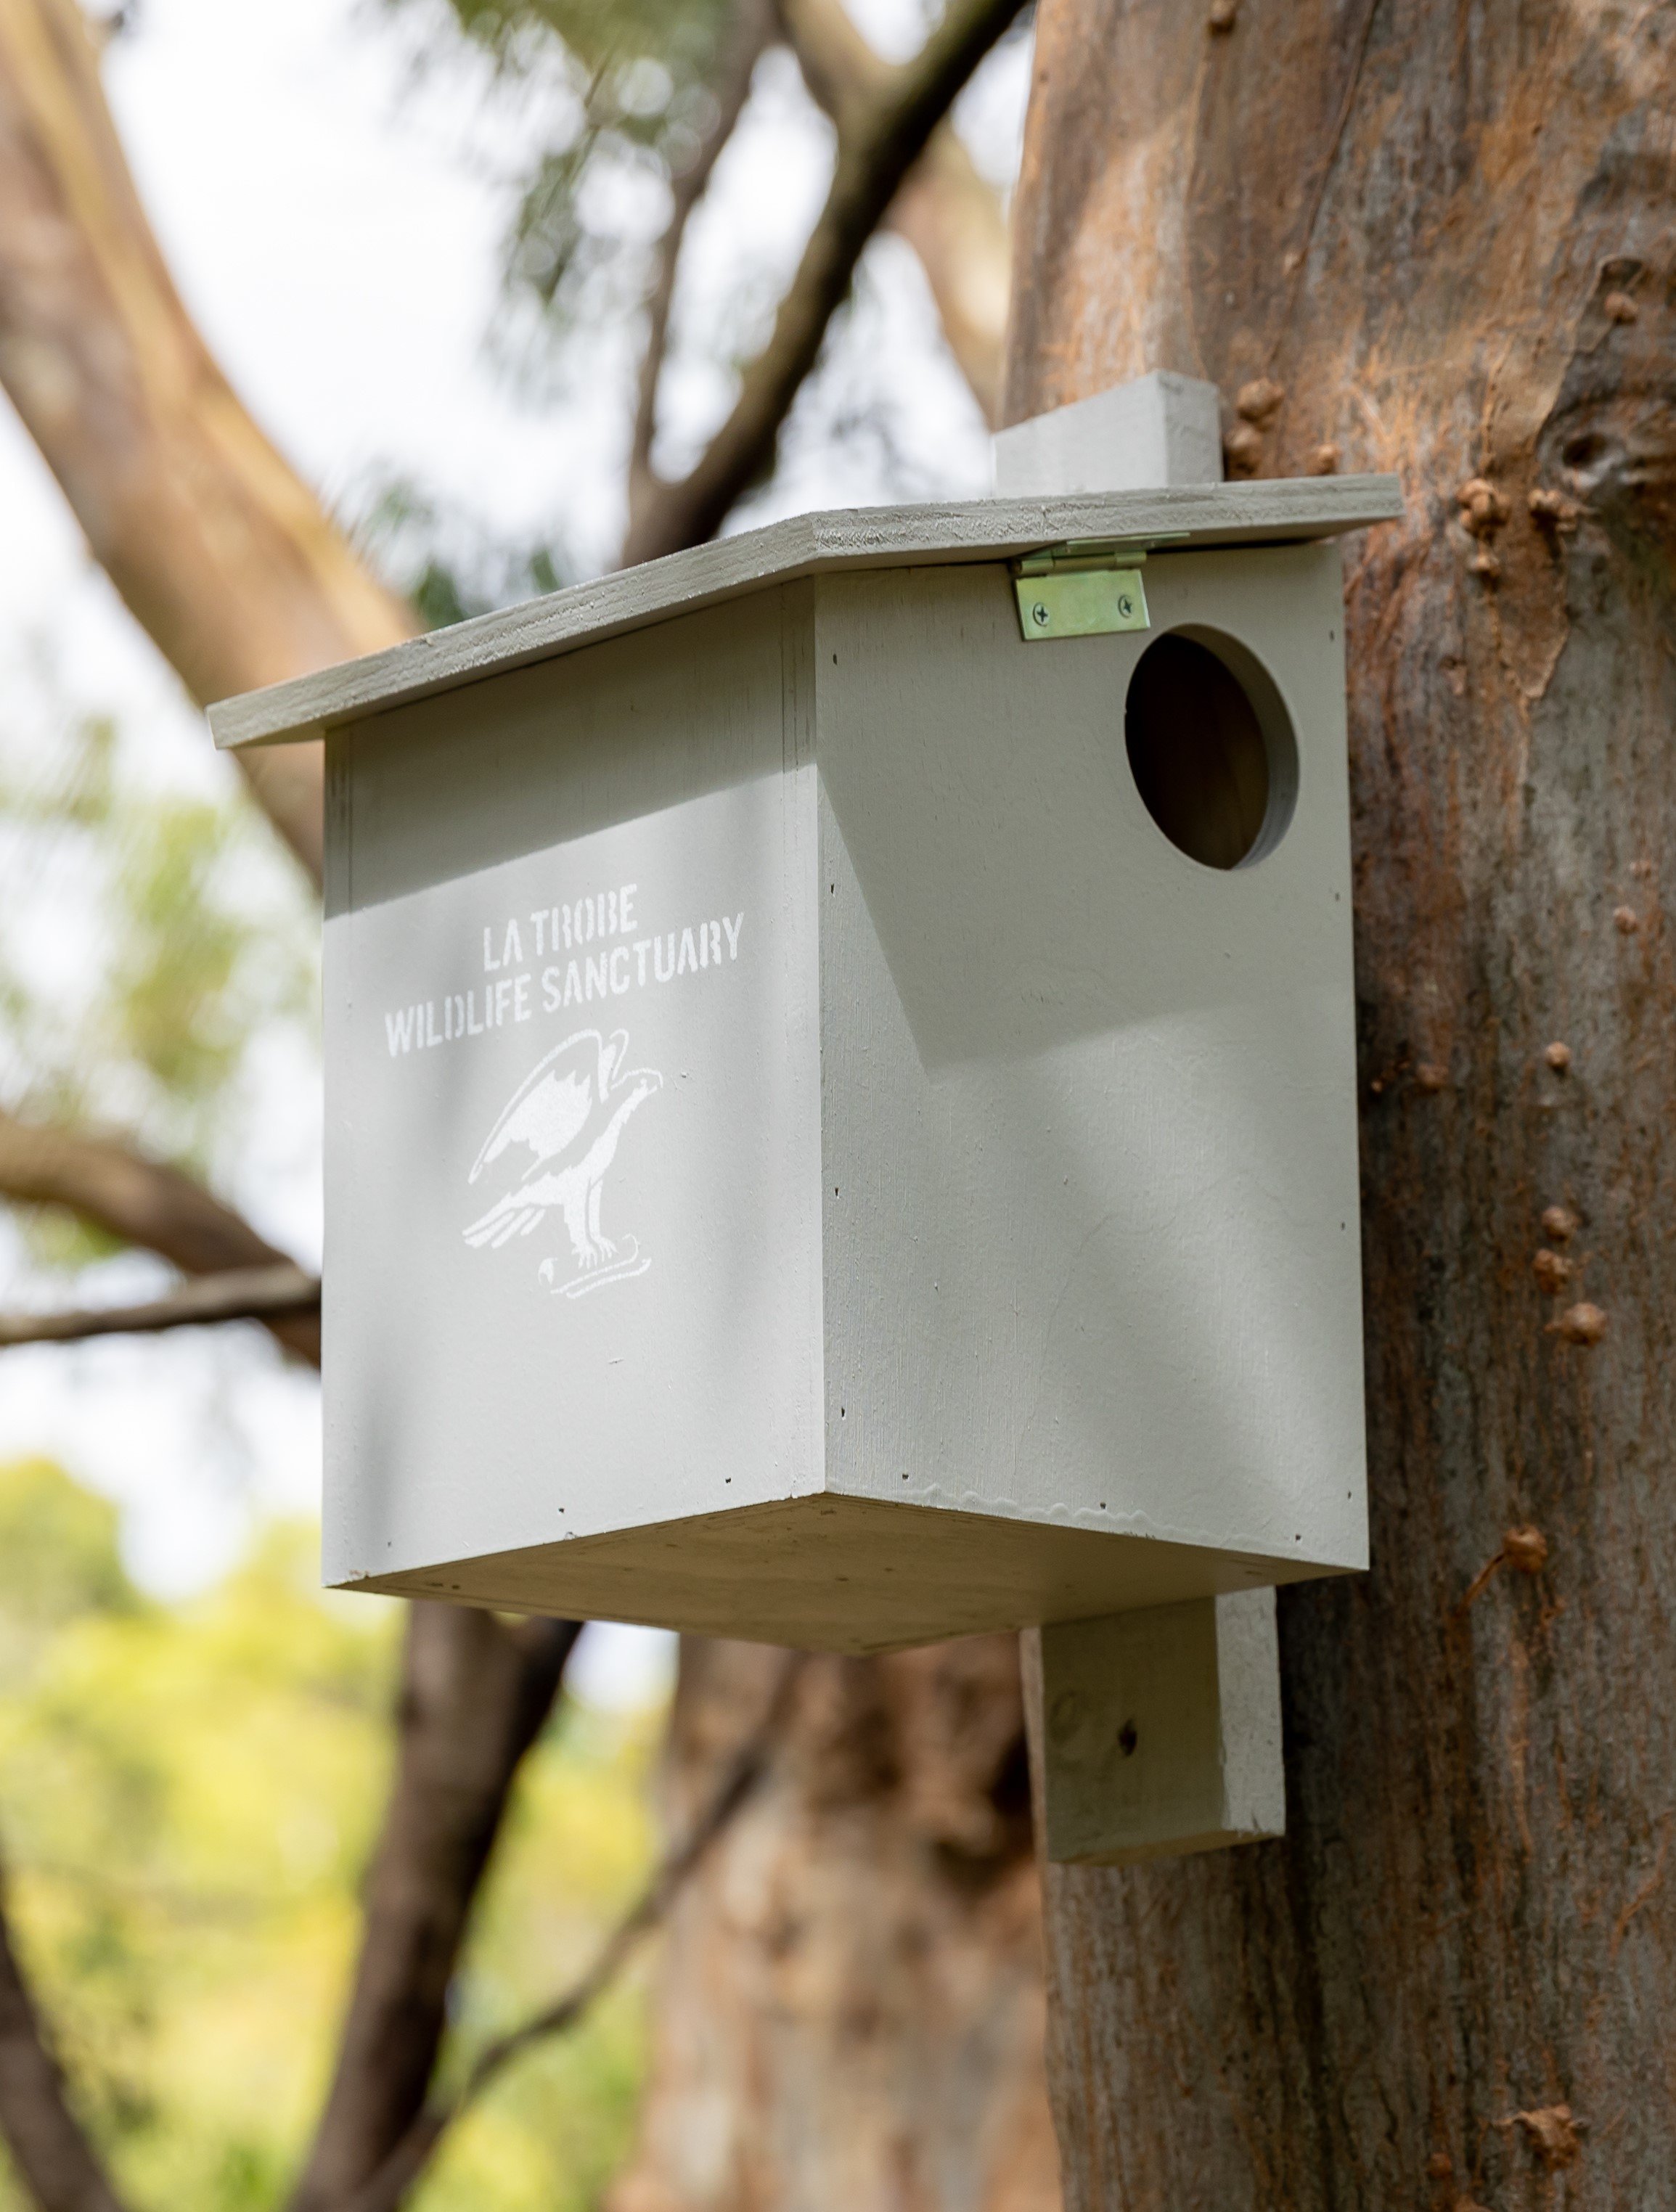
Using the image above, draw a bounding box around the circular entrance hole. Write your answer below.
[1124,629,1298,870]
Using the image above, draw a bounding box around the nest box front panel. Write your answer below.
[322,593,823,1594]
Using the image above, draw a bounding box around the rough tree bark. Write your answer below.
[610,1637,1058,2212]
[1006,3,1675,2205]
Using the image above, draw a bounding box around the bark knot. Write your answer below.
[1500,2103,1585,2170]
[1503,1525,1549,1576]
[1455,476,1509,536]
[1543,1040,1571,1072]
[1460,1525,1549,1611]
[1550,1301,1606,1346]
[1236,377,1285,426]
[1225,423,1264,476]
[1529,486,1581,534]
[1540,1204,1578,1242]
[1532,1249,1573,1295]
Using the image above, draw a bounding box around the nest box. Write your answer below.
[212,475,1399,1654]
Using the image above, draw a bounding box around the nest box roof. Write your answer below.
[209,475,1402,754]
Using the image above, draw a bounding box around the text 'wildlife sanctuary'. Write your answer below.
[383,882,746,1059]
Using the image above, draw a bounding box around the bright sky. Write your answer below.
[0,0,1030,1705]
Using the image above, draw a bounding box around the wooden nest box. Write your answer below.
[212,474,1398,1654]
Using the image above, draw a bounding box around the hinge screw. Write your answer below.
[1031,601,1050,628]
[1117,593,1135,619]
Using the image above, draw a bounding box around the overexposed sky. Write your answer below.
[0,0,1029,1699]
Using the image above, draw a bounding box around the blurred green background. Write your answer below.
[0,1454,657,2212]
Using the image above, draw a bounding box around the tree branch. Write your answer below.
[0,1261,318,1347]
[0,1106,320,1365]
[622,0,1024,564]
[0,1846,130,2212]
[628,0,775,503]
[777,0,1011,425]
[0,0,417,885]
[335,1650,808,2212]
[286,1605,584,2212]
[883,125,1008,426]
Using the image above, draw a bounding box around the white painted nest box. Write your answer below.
[212,476,1398,1654]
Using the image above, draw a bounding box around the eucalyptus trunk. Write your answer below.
[1004,1,1675,2205]
[610,1636,1059,2212]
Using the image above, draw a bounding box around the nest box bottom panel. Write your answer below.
[345,1495,1351,1656]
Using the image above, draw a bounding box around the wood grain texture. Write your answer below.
[1008,1,1676,2204]
[209,478,1399,752]
[359,1493,1342,1655]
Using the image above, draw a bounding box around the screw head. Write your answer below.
[1031,601,1050,628]
[1116,593,1135,619]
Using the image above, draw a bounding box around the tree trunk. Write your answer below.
[1005,3,1676,2205]
[0,0,417,884]
[611,1635,1060,2212]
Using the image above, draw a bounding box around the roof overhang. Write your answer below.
[208,476,1402,752]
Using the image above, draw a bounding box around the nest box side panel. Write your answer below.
[814,549,1366,1592]
[322,585,825,1594]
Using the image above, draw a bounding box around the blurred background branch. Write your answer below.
[0,1846,129,2212]
[0,0,417,882]
[775,0,1009,422]
[0,1261,318,1348]
[621,0,1022,560]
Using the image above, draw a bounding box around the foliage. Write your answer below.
[0,1459,658,2212]
[0,674,318,1263]
[355,478,573,632]
[383,0,793,474]
[412,0,738,319]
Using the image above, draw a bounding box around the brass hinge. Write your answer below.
[1011,536,1180,642]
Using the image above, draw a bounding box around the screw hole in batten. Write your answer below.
[1123,628,1299,870]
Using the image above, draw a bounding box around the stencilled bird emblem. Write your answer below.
[462,1028,663,1296]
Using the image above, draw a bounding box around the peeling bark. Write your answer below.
[1007,2,1676,2204]
[612,1637,1060,2212]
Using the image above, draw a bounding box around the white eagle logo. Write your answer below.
[462,1028,663,1297]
